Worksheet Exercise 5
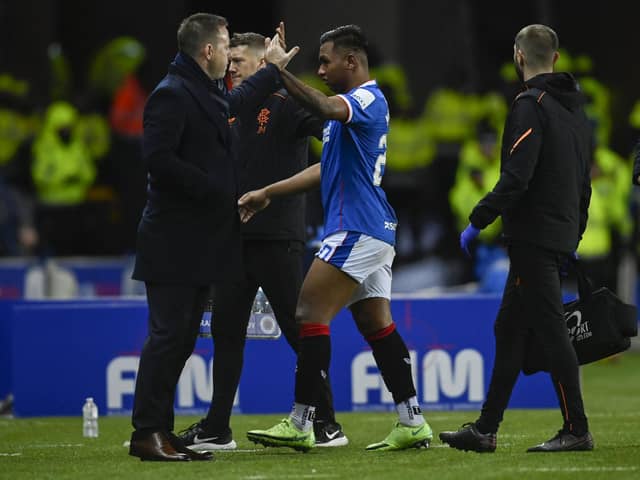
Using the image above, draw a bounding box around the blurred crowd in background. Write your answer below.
[1,33,639,296]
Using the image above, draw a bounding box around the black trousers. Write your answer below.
[478,243,589,435]
[205,238,336,433]
[132,283,210,432]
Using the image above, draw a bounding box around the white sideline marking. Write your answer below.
[0,453,21,456]
[243,476,332,479]
[26,444,84,448]
[437,443,512,448]
[515,467,638,473]
[217,449,262,453]
[589,412,640,418]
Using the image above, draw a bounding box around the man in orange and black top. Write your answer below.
[178,32,348,450]
[440,24,594,453]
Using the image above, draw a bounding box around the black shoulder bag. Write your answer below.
[523,263,637,375]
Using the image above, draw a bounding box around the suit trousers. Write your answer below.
[132,283,210,432]
[205,238,336,433]
[478,243,588,435]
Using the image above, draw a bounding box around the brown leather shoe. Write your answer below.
[129,431,190,461]
[168,432,214,461]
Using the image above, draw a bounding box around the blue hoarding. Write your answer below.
[9,296,556,417]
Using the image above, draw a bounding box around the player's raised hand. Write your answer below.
[238,188,271,223]
[264,25,299,71]
[276,21,287,50]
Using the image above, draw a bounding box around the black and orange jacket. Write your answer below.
[469,72,592,253]
[233,88,323,242]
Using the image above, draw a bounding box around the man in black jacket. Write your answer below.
[440,24,594,453]
[177,31,347,451]
[128,13,297,461]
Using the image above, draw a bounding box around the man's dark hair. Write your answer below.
[177,13,228,57]
[319,24,368,57]
[515,24,559,69]
[230,32,266,51]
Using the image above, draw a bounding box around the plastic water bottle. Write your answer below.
[82,397,99,438]
[199,298,213,338]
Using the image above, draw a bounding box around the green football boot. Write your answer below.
[366,421,433,451]
[247,418,315,452]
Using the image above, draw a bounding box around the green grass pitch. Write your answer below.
[1,353,639,479]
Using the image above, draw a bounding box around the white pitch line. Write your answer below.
[0,453,21,456]
[24,444,84,448]
[286,475,332,479]
[515,467,638,473]
[436,443,512,448]
[215,449,263,453]
[589,412,640,418]
[243,475,332,479]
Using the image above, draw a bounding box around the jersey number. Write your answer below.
[373,134,387,186]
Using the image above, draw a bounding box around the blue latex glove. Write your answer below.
[460,223,481,257]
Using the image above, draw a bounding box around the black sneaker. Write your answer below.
[314,421,349,447]
[527,430,594,452]
[439,422,497,453]
[178,419,237,451]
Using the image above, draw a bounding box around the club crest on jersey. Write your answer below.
[256,108,271,134]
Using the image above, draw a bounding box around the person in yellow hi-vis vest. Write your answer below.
[31,101,97,255]
[577,162,617,289]
[579,145,633,291]
[450,131,501,244]
[450,122,503,283]
[32,101,95,205]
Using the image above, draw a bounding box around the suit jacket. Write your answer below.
[132,53,280,285]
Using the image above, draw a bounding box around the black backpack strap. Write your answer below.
[515,87,544,103]
[514,87,547,128]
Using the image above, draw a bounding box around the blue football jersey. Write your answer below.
[320,80,398,245]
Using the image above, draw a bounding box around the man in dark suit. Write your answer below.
[128,13,297,461]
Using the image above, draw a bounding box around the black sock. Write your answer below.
[314,373,336,423]
[474,419,497,435]
[366,324,416,403]
[294,324,331,407]
[551,376,588,436]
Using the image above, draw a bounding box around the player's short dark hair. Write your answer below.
[177,13,228,57]
[515,24,559,69]
[230,32,266,51]
[319,24,368,57]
